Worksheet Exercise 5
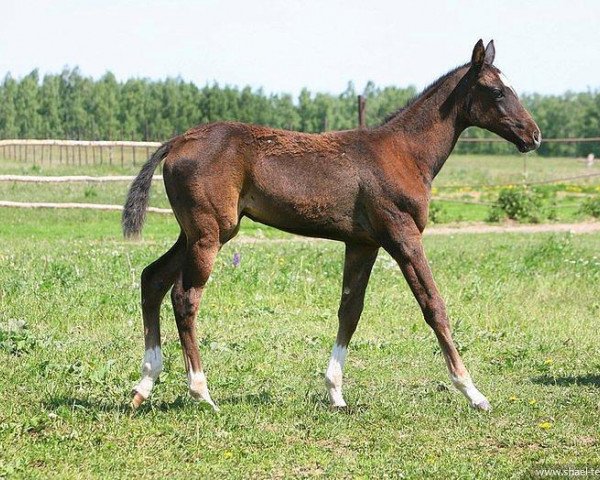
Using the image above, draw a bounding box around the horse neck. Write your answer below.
[381,70,469,185]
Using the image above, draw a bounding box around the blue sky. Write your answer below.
[1,0,599,96]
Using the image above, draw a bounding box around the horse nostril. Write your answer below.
[532,130,542,147]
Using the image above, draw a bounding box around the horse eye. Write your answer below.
[493,89,504,99]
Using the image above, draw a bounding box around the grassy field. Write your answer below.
[435,154,600,187]
[1,207,599,478]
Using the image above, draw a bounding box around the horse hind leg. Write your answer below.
[171,228,223,411]
[131,233,186,408]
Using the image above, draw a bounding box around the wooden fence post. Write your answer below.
[358,95,366,128]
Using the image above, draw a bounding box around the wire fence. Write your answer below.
[0,139,161,167]
[435,172,600,190]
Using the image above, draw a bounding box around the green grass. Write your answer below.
[0,208,288,241]
[0,181,172,209]
[435,154,600,187]
[1,208,599,478]
[429,199,590,224]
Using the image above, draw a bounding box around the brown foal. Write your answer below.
[123,40,541,411]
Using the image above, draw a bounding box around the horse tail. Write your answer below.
[122,141,172,239]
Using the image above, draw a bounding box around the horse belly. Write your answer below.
[242,159,363,240]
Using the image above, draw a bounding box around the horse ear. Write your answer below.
[484,40,495,65]
[471,39,485,69]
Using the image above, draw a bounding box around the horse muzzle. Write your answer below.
[516,128,542,153]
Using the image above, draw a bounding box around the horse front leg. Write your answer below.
[326,243,379,407]
[382,218,491,411]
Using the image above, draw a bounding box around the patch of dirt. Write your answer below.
[425,221,600,235]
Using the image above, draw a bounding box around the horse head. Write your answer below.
[463,39,541,153]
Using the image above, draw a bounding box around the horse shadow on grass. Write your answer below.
[42,391,371,414]
[43,393,193,414]
[43,395,129,414]
[531,374,600,388]
[134,391,276,412]
[218,391,274,406]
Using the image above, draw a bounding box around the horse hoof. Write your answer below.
[472,399,492,412]
[131,391,146,409]
[198,399,220,413]
[330,404,348,412]
[189,391,220,412]
[329,399,348,410]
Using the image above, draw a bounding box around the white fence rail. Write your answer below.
[0,200,171,214]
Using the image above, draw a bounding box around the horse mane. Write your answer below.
[381,62,470,126]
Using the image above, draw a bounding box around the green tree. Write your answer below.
[93,72,120,139]
[15,70,42,138]
[0,66,598,158]
[39,74,64,138]
[0,74,18,138]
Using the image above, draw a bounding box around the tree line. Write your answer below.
[0,68,598,156]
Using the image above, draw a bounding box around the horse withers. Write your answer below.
[123,40,541,411]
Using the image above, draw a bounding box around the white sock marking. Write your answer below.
[325,343,348,407]
[134,346,163,399]
[451,374,489,409]
[189,369,219,411]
